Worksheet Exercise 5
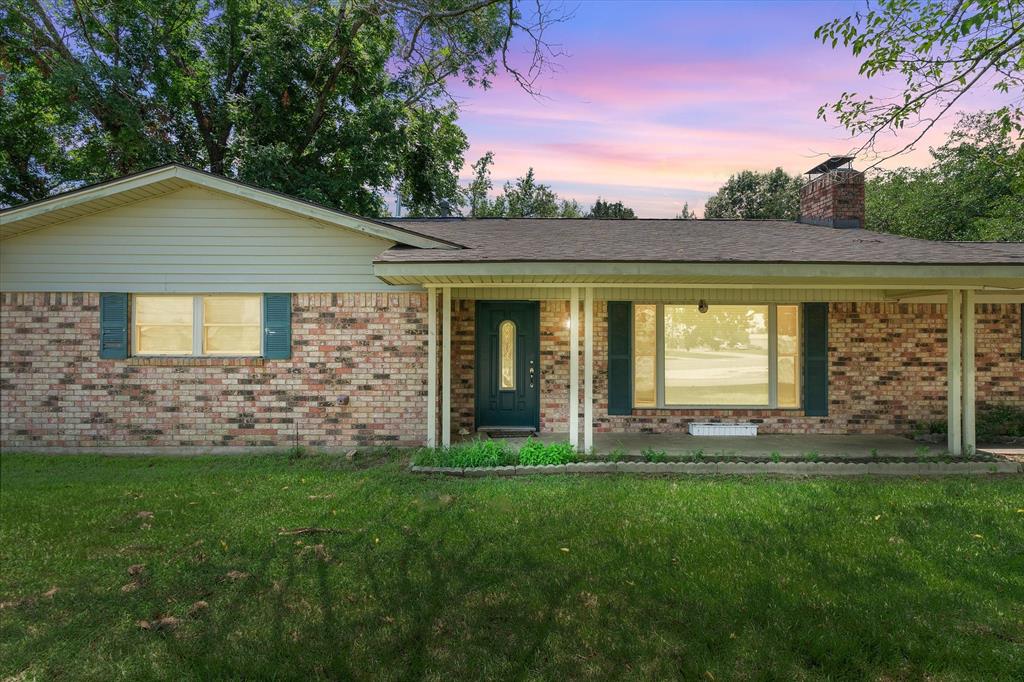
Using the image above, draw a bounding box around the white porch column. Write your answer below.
[961,289,976,454]
[569,288,579,448]
[584,287,594,452]
[947,289,963,456]
[442,287,452,447]
[426,288,437,447]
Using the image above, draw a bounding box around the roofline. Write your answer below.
[373,260,1024,286]
[0,164,464,250]
[373,257,1024,267]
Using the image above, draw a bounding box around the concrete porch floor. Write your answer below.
[491,432,954,460]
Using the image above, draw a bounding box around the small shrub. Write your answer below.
[977,404,1024,441]
[642,448,667,463]
[412,440,514,468]
[518,439,577,466]
[607,447,627,463]
[870,448,879,459]
[770,451,781,463]
[691,448,705,461]
[802,451,820,462]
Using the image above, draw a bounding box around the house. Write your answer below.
[1,159,1022,454]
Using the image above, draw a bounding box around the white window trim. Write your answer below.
[635,302,801,410]
[132,294,263,358]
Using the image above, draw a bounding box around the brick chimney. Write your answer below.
[798,156,864,229]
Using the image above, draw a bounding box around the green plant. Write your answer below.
[641,448,667,463]
[691,448,705,462]
[412,440,515,468]
[977,404,1024,441]
[770,452,781,463]
[915,445,931,459]
[870,448,879,459]
[518,439,577,466]
[802,451,821,463]
[607,447,627,463]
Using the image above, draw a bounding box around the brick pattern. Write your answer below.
[3,294,1021,448]
[1,292,428,449]
[799,171,865,227]
[451,299,1022,438]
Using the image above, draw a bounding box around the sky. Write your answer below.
[446,0,1005,217]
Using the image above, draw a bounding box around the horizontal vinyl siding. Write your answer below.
[0,187,415,292]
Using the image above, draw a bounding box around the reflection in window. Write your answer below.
[203,295,261,355]
[134,296,193,355]
[776,305,800,407]
[663,305,769,405]
[499,320,516,390]
[633,304,657,407]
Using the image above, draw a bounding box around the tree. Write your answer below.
[816,0,1024,164]
[0,0,569,212]
[462,154,581,217]
[586,197,636,219]
[702,168,802,219]
[465,151,496,217]
[675,202,697,219]
[865,110,1024,241]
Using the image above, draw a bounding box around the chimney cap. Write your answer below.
[805,156,855,176]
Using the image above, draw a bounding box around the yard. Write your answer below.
[1,452,1022,680]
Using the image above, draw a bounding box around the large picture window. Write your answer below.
[632,303,800,408]
[133,295,261,356]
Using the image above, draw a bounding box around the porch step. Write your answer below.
[477,427,538,439]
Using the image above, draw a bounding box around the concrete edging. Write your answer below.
[410,460,1021,477]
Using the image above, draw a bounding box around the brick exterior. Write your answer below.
[2,293,1021,449]
[453,299,1022,438]
[799,170,865,228]
[1,292,428,449]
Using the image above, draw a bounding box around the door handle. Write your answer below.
[529,359,535,388]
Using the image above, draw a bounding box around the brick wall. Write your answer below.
[3,294,1021,449]
[1,292,428,450]
[799,170,865,227]
[451,299,1022,438]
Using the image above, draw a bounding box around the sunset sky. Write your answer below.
[449,0,1004,217]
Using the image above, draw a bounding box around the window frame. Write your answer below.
[132,294,263,358]
[633,302,801,410]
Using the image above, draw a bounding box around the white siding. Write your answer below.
[0,187,415,292]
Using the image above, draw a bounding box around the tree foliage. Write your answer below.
[816,0,1024,165]
[586,197,636,219]
[675,202,697,219]
[0,0,568,212]
[865,110,1024,241]
[464,152,581,217]
[702,168,802,220]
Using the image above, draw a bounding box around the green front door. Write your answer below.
[475,301,540,429]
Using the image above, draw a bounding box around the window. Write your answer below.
[133,295,261,356]
[499,320,516,390]
[632,303,800,408]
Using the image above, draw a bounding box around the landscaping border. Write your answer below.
[410,460,1022,477]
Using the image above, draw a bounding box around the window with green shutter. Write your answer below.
[802,302,829,416]
[262,293,292,360]
[99,293,129,359]
[607,301,632,415]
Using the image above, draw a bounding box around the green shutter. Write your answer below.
[99,293,129,359]
[607,301,632,415]
[263,293,292,359]
[802,302,829,416]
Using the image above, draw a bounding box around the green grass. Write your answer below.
[2,453,1023,680]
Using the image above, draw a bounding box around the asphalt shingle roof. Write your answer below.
[375,218,1024,265]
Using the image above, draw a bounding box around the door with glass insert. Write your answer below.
[475,301,540,428]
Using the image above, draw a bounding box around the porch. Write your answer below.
[417,284,1022,457]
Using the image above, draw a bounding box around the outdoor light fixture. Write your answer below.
[698,299,709,313]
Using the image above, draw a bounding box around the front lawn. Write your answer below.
[1,453,1022,680]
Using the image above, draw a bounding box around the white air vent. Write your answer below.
[688,422,758,437]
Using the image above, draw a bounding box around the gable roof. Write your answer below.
[0,164,462,249]
[376,218,1024,266]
